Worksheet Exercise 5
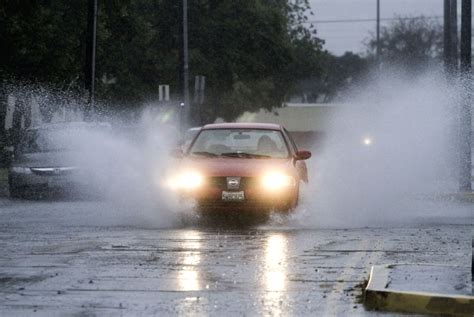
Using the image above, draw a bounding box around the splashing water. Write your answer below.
[5,75,472,229]
[295,70,472,228]
[63,106,194,227]
[5,84,189,227]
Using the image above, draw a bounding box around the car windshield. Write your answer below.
[19,129,78,153]
[188,129,289,158]
[181,128,201,151]
[19,125,109,153]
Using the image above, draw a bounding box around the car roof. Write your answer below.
[29,121,111,131]
[202,122,283,131]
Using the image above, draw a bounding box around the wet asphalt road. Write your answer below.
[0,197,473,316]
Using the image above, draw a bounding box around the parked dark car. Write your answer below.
[8,122,111,198]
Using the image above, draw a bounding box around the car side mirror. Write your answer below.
[295,150,311,160]
[169,148,183,158]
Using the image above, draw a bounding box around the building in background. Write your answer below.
[232,103,337,150]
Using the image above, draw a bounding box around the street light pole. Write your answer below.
[450,0,458,69]
[444,0,458,75]
[85,0,98,119]
[376,0,380,62]
[182,0,190,132]
[460,0,472,192]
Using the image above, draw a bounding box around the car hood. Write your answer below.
[12,151,78,168]
[179,157,295,177]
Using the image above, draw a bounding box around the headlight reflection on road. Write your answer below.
[262,233,289,315]
[177,231,202,292]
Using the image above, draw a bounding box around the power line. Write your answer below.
[303,15,443,24]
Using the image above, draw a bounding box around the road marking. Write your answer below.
[322,238,384,315]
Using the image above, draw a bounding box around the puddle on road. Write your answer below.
[0,274,47,289]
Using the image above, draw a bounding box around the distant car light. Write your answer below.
[261,172,295,190]
[167,170,203,190]
[10,167,32,174]
[362,137,373,146]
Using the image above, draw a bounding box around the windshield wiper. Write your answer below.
[191,151,218,157]
[220,152,270,158]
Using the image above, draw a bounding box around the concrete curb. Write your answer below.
[434,192,474,203]
[454,192,474,203]
[364,264,474,316]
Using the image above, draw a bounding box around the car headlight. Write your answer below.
[10,167,32,174]
[261,172,295,190]
[167,170,203,190]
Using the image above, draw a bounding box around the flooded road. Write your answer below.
[0,198,472,316]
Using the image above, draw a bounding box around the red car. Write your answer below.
[167,123,311,214]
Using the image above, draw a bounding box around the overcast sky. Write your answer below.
[308,0,445,55]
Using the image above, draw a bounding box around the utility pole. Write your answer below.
[182,0,190,133]
[194,75,206,126]
[444,0,452,73]
[85,0,98,119]
[376,0,380,62]
[450,0,458,66]
[444,0,458,74]
[460,0,472,191]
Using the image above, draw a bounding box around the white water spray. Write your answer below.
[298,70,472,227]
[63,106,188,227]
[5,85,187,227]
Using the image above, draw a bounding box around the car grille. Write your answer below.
[30,167,78,176]
[206,177,257,190]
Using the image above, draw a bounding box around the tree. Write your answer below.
[366,16,443,70]
[187,0,325,122]
[0,0,326,122]
[294,16,443,104]
[0,1,87,88]
[292,51,369,103]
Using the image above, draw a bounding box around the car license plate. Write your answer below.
[222,191,245,201]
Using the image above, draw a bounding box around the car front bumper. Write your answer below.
[8,169,90,193]
[182,186,298,212]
